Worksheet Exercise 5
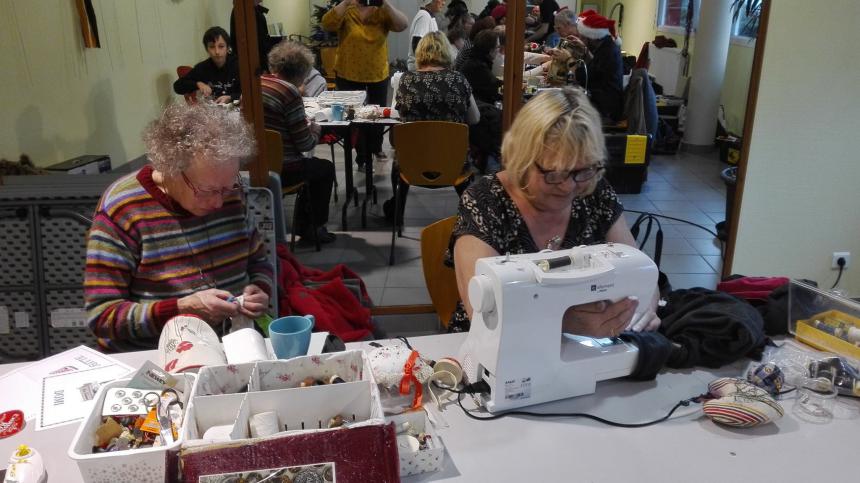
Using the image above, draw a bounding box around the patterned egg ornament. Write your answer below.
[702,378,784,428]
[746,362,785,396]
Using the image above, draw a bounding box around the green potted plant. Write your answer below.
[731,0,762,38]
[311,0,339,45]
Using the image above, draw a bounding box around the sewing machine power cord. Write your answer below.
[626,209,724,262]
[437,382,710,428]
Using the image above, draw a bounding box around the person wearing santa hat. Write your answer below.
[572,9,624,123]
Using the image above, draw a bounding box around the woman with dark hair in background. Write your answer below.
[453,15,495,70]
[445,0,470,31]
[457,29,501,104]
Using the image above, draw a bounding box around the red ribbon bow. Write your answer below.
[398,350,423,409]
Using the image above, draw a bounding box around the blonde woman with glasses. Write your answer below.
[447,87,661,335]
[84,101,273,351]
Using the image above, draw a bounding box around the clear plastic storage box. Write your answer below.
[788,280,860,362]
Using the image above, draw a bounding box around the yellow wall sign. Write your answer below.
[624,135,648,165]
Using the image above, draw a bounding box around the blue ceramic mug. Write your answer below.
[269,315,315,359]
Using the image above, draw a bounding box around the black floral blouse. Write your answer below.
[395,69,472,122]
[444,174,624,332]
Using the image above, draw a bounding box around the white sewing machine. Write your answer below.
[459,243,658,413]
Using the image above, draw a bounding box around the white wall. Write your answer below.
[265,0,312,37]
[0,0,229,167]
[615,0,657,55]
[731,0,860,294]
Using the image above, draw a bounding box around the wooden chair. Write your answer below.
[263,129,320,252]
[390,121,471,265]
[421,216,459,329]
[176,66,196,105]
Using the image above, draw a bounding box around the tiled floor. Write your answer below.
[286,142,729,333]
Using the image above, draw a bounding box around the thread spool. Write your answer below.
[434,357,463,385]
[249,411,280,438]
[397,434,420,453]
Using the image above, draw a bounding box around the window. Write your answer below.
[732,3,760,39]
[657,0,701,34]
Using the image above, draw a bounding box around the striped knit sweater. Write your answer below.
[260,74,319,164]
[84,166,273,352]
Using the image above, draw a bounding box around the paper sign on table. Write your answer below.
[0,345,132,421]
[37,363,132,431]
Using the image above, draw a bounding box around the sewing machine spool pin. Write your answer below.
[536,255,573,272]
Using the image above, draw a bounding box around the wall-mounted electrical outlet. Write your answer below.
[832,252,851,269]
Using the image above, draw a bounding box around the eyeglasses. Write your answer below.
[534,162,605,185]
[181,172,244,199]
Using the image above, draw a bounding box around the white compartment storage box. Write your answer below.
[388,411,445,477]
[182,350,385,447]
[67,373,197,483]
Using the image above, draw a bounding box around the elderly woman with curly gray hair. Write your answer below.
[84,101,273,352]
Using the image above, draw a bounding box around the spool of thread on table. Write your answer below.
[434,357,463,385]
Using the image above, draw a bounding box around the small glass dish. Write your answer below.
[793,385,838,423]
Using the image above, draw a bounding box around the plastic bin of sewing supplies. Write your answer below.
[181,350,385,447]
[387,410,445,477]
[788,279,860,361]
[67,373,197,483]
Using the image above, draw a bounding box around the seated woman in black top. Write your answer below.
[383,32,480,224]
[457,29,502,105]
[173,27,241,105]
[447,88,661,334]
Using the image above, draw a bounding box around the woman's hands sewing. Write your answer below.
[239,284,268,318]
[562,297,636,338]
[562,294,662,338]
[178,288,239,325]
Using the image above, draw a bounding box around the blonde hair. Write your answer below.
[143,101,256,178]
[416,31,453,69]
[501,87,606,195]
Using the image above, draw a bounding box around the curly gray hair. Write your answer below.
[267,40,314,86]
[143,101,256,177]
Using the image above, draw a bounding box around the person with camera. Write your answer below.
[321,0,408,166]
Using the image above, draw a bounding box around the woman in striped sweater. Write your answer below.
[84,102,274,352]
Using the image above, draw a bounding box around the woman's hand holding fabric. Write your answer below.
[562,297,638,338]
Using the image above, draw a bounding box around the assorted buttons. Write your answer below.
[101,387,153,416]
